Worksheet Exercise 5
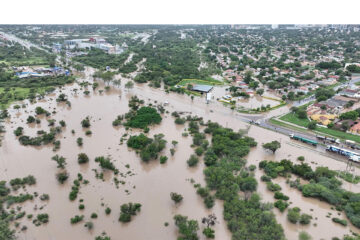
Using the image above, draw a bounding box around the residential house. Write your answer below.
[339,89,358,98]
[349,121,360,134]
[310,114,337,126]
[318,78,337,86]
[333,95,358,104]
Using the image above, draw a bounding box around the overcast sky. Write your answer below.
[1,0,360,24]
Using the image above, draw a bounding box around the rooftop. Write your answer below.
[192,85,213,93]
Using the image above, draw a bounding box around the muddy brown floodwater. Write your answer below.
[1,67,359,240]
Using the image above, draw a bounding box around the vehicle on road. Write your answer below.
[349,155,360,163]
[249,120,260,125]
[290,134,318,146]
[326,145,360,162]
[316,135,326,140]
[345,140,356,149]
[316,135,340,144]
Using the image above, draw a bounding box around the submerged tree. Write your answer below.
[174,215,199,240]
[125,81,134,90]
[170,192,183,204]
[51,155,66,169]
[262,140,281,153]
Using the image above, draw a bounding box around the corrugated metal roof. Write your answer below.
[192,84,213,93]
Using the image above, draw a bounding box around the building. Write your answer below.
[339,89,358,98]
[310,114,337,126]
[191,85,213,93]
[16,72,49,78]
[349,121,360,134]
[295,86,309,94]
[333,95,358,103]
[318,78,337,86]
[52,43,62,53]
[64,38,121,54]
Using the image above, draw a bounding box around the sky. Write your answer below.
[1,0,360,24]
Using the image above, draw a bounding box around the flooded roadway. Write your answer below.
[1,68,359,240]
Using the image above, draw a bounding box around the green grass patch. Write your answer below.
[177,78,223,86]
[279,113,360,143]
[269,118,308,133]
[7,57,49,66]
[315,127,360,143]
[280,113,310,127]
[0,87,47,109]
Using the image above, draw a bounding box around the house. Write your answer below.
[349,121,360,134]
[318,78,337,86]
[339,89,358,98]
[295,86,309,94]
[310,114,337,126]
[320,98,347,110]
[245,89,255,96]
[308,84,319,91]
[334,119,356,131]
[333,95,358,103]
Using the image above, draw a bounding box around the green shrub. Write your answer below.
[77,137,83,146]
[125,107,162,129]
[195,147,204,156]
[173,215,199,240]
[105,207,111,215]
[287,207,301,224]
[175,118,186,125]
[84,221,93,230]
[27,115,35,123]
[274,200,289,212]
[81,117,91,128]
[274,191,289,201]
[261,175,271,182]
[119,203,142,222]
[267,182,282,192]
[203,227,215,239]
[37,213,49,223]
[14,127,23,136]
[248,165,256,171]
[170,192,183,204]
[78,153,89,164]
[299,213,312,225]
[298,231,312,240]
[332,217,347,226]
[160,156,168,164]
[187,154,199,167]
[70,215,84,224]
[56,172,68,184]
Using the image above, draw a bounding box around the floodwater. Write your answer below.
[1,67,359,240]
[247,127,360,240]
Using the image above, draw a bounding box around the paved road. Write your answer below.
[0,31,49,53]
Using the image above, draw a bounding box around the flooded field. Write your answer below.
[247,127,360,240]
[1,68,360,240]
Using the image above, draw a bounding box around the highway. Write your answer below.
[0,31,49,53]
